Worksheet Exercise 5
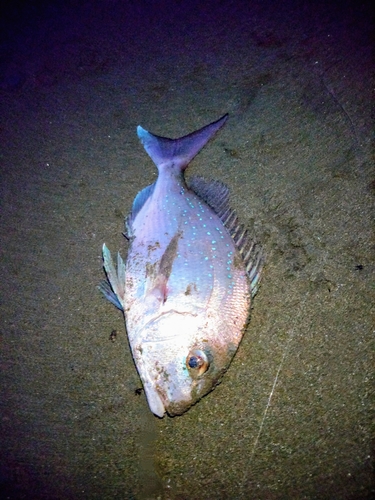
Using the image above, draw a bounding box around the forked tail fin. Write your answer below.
[137,114,228,172]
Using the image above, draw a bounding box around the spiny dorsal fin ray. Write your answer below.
[188,176,230,215]
[189,176,264,298]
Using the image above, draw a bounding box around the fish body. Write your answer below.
[100,115,263,417]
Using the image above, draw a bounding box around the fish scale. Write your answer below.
[99,114,264,417]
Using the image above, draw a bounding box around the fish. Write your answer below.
[99,114,264,417]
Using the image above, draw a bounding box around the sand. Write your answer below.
[0,1,373,498]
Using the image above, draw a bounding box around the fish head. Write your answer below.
[132,310,237,417]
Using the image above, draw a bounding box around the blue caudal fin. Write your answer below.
[137,114,228,171]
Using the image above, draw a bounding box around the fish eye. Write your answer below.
[186,349,209,377]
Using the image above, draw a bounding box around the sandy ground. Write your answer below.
[0,1,374,498]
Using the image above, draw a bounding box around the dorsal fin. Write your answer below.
[189,176,264,297]
[188,176,230,215]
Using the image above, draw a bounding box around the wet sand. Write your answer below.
[0,1,373,498]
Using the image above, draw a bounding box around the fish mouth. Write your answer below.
[144,379,192,418]
[143,380,166,418]
[142,369,194,418]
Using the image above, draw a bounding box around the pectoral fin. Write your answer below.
[98,244,125,311]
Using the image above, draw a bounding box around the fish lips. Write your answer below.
[139,358,194,418]
[136,345,198,418]
[142,378,166,418]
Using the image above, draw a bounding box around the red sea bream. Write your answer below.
[100,114,263,417]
